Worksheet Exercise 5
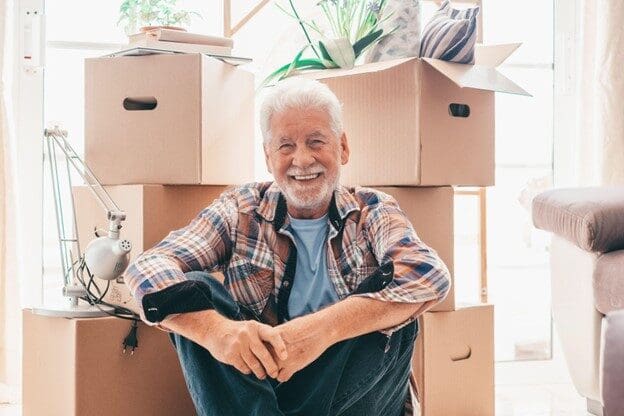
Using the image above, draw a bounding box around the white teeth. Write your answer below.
[293,173,320,180]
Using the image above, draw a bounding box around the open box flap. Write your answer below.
[422,57,531,96]
[300,57,416,80]
[475,43,522,67]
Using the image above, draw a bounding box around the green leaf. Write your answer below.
[262,62,292,86]
[353,29,383,57]
[260,58,328,89]
[284,46,308,78]
[318,41,332,61]
[290,58,328,69]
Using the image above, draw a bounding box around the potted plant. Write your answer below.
[263,0,395,86]
[117,0,201,35]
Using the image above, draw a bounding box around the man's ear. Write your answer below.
[340,133,350,165]
[263,143,273,174]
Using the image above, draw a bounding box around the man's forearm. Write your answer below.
[160,309,227,345]
[298,297,430,346]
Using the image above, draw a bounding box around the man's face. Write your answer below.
[264,106,349,219]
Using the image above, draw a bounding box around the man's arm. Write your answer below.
[273,296,426,382]
[122,191,239,326]
[123,188,288,379]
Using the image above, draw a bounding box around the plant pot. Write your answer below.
[139,25,187,33]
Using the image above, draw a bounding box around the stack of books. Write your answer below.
[127,28,234,55]
[109,28,251,64]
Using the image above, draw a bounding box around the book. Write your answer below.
[128,29,233,48]
[103,47,253,66]
[128,38,232,55]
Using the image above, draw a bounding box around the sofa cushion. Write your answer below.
[532,187,624,253]
[594,249,624,315]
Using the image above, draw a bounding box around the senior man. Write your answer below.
[123,78,451,416]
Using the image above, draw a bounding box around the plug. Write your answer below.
[122,320,139,355]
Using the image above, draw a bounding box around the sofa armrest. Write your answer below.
[532,187,624,253]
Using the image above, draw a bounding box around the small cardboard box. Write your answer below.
[375,186,454,311]
[85,54,254,185]
[411,304,495,416]
[303,44,529,186]
[22,309,195,416]
[73,184,228,312]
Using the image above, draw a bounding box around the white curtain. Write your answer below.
[569,0,624,185]
[0,0,20,405]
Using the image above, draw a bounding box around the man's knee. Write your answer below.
[182,271,241,320]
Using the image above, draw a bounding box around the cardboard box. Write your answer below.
[73,184,228,312]
[85,54,254,185]
[411,304,495,416]
[303,44,529,186]
[22,309,195,416]
[375,186,454,311]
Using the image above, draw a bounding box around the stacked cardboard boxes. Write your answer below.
[78,52,254,310]
[24,42,527,414]
[23,53,255,415]
[303,43,529,415]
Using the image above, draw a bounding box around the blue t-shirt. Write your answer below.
[287,214,339,319]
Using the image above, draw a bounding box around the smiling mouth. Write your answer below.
[290,173,321,181]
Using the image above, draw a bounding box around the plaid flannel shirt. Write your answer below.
[123,182,451,335]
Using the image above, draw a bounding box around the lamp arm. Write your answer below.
[44,125,126,226]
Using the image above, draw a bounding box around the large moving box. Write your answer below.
[411,304,495,416]
[73,184,228,312]
[85,54,254,185]
[304,44,529,187]
[376,186,455,311]
[22,310,195,416]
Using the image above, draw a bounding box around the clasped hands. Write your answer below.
[201,315,332,382]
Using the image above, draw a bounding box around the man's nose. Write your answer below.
[291,146,315,168]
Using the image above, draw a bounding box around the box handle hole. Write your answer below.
[123,96,157,111]
[450,346,472,362]
[449,103,470,118]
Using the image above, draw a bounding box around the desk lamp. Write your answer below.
[33,126,133,318]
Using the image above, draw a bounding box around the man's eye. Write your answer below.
[279,143,294,150]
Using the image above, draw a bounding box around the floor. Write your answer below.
[495,383,592,416]
[0,383,594,416]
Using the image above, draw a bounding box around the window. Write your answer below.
[481,0,554,361]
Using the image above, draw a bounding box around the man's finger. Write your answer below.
[258,325,288,360]
[249,338,279,378]
[277,367,292,383]
[240,349,267,380]
[232,358,252,375]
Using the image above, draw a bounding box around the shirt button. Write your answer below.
[283,280,290,287]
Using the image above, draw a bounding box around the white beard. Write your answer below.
[276,168,340,212]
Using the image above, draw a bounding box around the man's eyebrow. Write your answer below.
[306,131,327,139]
[278,136,293,143]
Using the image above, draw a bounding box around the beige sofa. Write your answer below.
[533,187,624,416]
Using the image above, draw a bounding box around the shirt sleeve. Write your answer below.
[351,193,452,335]
[121,190,239,328]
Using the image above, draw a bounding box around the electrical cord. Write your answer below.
[66,257,142,354]
[75,259,139,320]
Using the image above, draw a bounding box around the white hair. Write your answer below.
[259,77,344,144]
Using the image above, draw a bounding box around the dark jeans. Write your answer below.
[168,271,418,416]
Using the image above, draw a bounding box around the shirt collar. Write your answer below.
[255,182,360,231]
